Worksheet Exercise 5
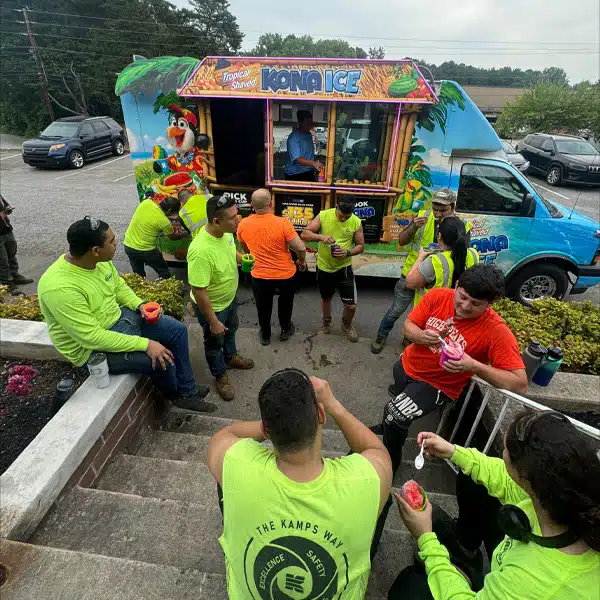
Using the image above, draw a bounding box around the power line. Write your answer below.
[9,8,599,46]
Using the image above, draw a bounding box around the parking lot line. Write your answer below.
[54,155,128,180]
[532,183,571,201]
[0,153,22,161]
[114,172,134,182]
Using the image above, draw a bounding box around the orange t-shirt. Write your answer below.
[236,213,298,280]
[402,288,525,400]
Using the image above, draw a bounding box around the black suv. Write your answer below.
[517,133,600,186]
[22,116,125,169]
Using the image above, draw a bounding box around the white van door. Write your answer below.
[451,157,535,272]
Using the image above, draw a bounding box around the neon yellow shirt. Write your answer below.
[38,256,147,366]
[317,208,361,273]
[220,439,380,600]
[124,199,173,251]
[419,446,600,600]
[179,194,209,238]
[187,228,238,312]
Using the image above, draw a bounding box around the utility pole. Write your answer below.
[22,7,54,121]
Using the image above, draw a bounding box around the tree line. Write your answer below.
[0,0,596,138]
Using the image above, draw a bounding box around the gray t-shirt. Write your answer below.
[418,257,436,286]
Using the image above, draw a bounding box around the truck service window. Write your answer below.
[457,163,529,215]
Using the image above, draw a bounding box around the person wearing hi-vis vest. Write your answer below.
[371,188,470,354]
[178,188,209,239]
[123,197,184,279]
[405,215,479,307]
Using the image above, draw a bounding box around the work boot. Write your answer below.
[216,374,235,401]
[341,319,359,343]
[227,354,255,370]
[259,330,271,346]
[321,316,332,335]
[371,334,386,354]
[172,385,217,414]
[12,274,34,285]
[280,322,295,342]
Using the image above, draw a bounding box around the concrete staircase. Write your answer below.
[9,329,459,599]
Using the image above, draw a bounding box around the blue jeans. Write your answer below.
[193,299,238,378]
[377,276,415,338]
[104,308,196,397]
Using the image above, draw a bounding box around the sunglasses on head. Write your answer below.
[515,411,569,443]
[84,215,99,231]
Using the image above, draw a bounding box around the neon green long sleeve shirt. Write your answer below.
[38,255,148,366]
[418,446,600,600]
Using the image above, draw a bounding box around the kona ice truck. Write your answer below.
[115,56,600,303]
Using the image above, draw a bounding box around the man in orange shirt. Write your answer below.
[237,189,307,345]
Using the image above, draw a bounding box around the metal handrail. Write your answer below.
[436,376,600,458]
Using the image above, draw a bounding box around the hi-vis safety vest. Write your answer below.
[179,193,209,238]
[401,210,473,277]
[414,248,480,307]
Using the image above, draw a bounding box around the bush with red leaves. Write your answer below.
[5,365,37,397]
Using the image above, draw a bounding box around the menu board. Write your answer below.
[338,194,386,243]
[275,192,323,233]
[219,188,254,219]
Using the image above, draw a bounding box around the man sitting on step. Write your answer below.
[207,369,392,599]
[38,217,217,414]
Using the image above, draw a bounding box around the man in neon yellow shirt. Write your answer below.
[207,369,392,599]
[188,195,254,401]
[123,197,184,279]
[38,217,216,413]
[302,197,365,342]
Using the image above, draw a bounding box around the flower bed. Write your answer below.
[494,298,600,375]
[0,358,88,475]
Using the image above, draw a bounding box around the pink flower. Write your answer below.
[6,373,33,397]
[9,365,38,382]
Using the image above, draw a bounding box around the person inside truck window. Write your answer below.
[405,216,479,307]
[387,411,600,600]
[284,110,324,182]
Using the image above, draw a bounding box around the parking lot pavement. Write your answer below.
[1,150,598,306]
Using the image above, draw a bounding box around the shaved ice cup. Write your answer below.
[401,480,428,511]
[439,339,464,367]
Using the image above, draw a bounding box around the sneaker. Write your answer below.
[371,335,386,354]
[259,330,271,346]
[321,317,332,335]
[172,387,217,414]
[12,274,34,285]
[216,374,235,401]
[227,354,255,370]
[341,320,359,343]
[280,322,295,342]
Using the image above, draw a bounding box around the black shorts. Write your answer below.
[316,266,357,305]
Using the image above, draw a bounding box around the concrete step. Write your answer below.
[0,539,226,600]
[134,429,456,493]
[97,454,458,533]
[162,413,439,459]
[31,487,225,574]
[30,486,418,588]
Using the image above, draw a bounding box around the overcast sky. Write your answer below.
[190,0,600,83]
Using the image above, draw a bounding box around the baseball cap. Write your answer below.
[207,195,235,221]
[432,188,457,205]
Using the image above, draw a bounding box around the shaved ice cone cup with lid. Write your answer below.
[439,339,464,367]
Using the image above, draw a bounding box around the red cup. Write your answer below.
[142,302,161,324]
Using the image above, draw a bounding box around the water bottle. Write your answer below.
[521,340,547,383]
[532,347,564,387]
[51,378,75,416]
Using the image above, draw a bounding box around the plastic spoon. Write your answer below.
[415,440,425,470]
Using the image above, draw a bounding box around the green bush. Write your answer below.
[0,276,184,322]
[121,274,185,321]
[494,298,600,375]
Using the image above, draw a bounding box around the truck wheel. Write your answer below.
[507,263,569,305]
[112,139,125,156]
[546,165,562,186]
[69,149,85,169]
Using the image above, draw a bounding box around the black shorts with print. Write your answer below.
[316,265,357,305]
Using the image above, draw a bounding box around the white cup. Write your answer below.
[87,352,110,389]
